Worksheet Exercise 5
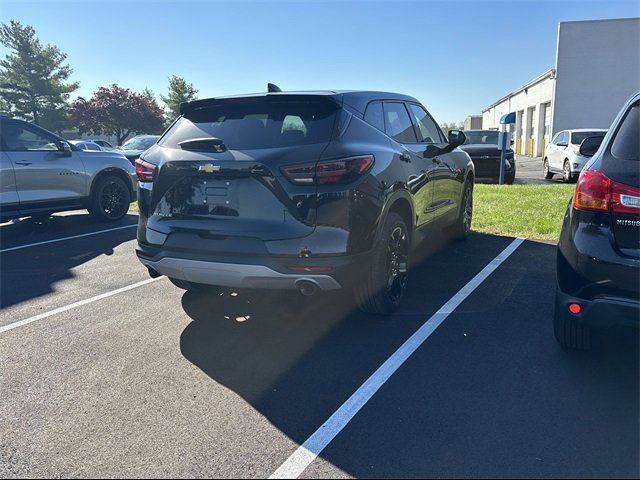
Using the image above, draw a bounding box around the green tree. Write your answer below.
[0,20,79,132]
[161,75,197,125]
[71,84,164,146]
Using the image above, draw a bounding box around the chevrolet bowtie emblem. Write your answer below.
[199,164,220,173]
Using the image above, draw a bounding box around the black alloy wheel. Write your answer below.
[385,225,409,303]
[90,175,131,221]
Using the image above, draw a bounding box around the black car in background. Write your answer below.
[459,129,515,184]
[135,89,474,314]
[555,91,640,350]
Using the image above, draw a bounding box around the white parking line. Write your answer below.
[0,277,163,334]
[269,237,526,479]
[0,224,137,253]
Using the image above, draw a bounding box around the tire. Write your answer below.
[505,171,516,185]
[562,160,574,183]
[354,212,410,315]
[89,175,131,221]
[450,180,473,239]
[543,158,554,179]
[553,292,591,350]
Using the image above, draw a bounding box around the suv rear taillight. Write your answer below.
[135,159,158,182]
[574,170,640,215]
[280,155,374,186]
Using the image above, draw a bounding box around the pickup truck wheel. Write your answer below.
[354,212,409,315]
[89,175,130,221]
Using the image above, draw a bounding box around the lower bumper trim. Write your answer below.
[557,289,640,329]
[140,257,343,291]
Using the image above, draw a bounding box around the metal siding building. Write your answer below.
[482,17,640,157]
[463,115,483,130]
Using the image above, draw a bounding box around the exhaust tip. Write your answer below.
[296,279,318,296]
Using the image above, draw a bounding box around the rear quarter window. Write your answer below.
[364,101,384,132]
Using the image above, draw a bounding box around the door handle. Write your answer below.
[15,161,32,166]
[407,173,427,186]
[399,152,411,163]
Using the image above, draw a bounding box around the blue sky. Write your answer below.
[2,0,638,123]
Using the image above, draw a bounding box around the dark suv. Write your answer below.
[135,90,474,314]
[555,90,640,349]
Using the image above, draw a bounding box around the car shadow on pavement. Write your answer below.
[177,231,484,446]
[178,234,639,478]
[0,212,137,309]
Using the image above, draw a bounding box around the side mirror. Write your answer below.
[423,130,467,158]
[59,141,72,157]
[579,136,604,157]
[447,129,466,148]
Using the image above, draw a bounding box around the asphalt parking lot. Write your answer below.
[1,213,638,478]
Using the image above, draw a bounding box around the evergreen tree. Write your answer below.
[161,75,197,125]
[0,20,79,131]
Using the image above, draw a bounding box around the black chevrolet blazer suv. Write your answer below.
[135,89,474,314]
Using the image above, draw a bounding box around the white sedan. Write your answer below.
[543,129,607,182]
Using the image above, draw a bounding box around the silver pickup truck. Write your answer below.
[0,116,137,222]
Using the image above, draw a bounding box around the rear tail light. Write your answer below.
[280,155,374,186]
[574,171,610,211]
[611,182,640,215]
[135,158,158,182]
[574,170,640,215]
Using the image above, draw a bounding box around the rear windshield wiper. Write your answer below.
[178,137,227,153]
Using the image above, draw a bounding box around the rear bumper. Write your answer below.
[556,288,640,329]
[135,242,371,291]
[139,256,342,290]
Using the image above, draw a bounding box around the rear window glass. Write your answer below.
[122,136,159,150]
[464,131,499,145]
[611,102,639,162]
[571,131,605,145]
[160,98,338,150]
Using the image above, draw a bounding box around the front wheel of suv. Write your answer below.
[450,180,473,239]
[354,212,409,315]
[89,175,131,222]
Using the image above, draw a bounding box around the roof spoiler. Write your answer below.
[179,98,218,116]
